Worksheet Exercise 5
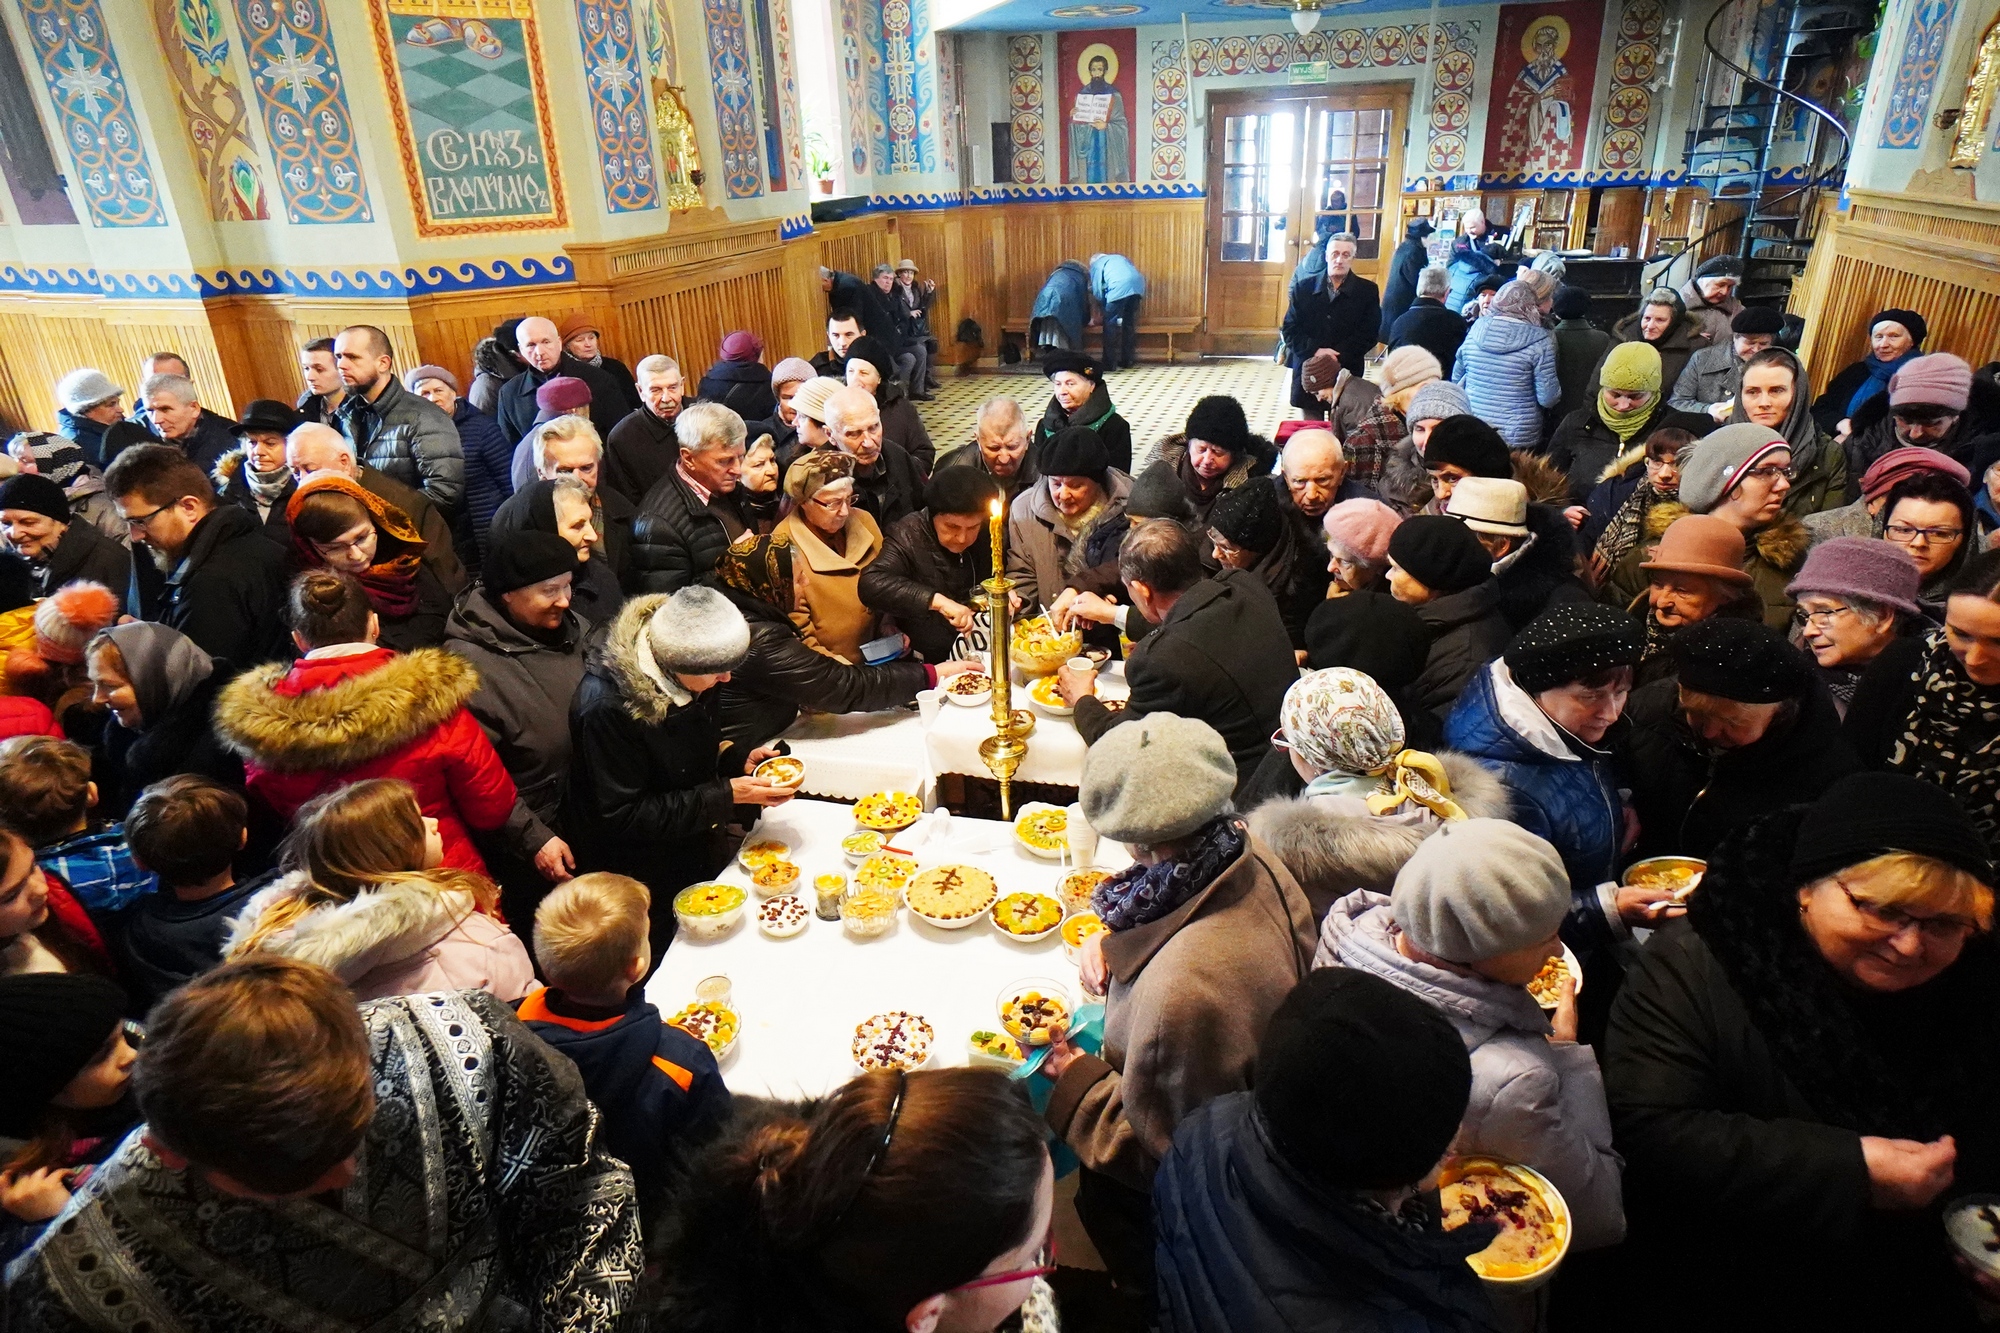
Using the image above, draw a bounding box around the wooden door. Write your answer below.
[1203,85,1408,355]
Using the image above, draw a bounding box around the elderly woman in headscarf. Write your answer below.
[777,448,884,665]
[77,622,242,817]
[1810,308,1926,439]
[1729,346,1848,516]
[6,432,124,543]
[1604,288,1715,400]
[737,430,786,536]
[1450,279,1560,449]
[487,476,624,622]
[287,473,451,651]
[697,330,778,423]
[1247,667,1507,920]
[1156,396,1268,527]
[1548,342,1712,505]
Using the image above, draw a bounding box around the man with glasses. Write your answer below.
[103,444,289,667]
[628,402,747,593]
[825,386,925,527]
[1676,422,1808,630]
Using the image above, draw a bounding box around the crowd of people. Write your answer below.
[0,243,1996,1333]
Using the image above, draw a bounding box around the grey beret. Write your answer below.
[1677,422,1788,514]
[1080,713,1237,845]
[1391,819,1570,964]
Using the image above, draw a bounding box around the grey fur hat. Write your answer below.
[647,586,750,675]
[1080,713,1236,845]
[56,368,121,413]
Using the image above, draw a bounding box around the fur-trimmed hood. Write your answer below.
[591,593,688,727]
[1598,442,1648,485]
[1750,514,1810,574]
[212,447,247,486]
[1511,450,1570,507]
[213,647,482,773]
[223,871,474,984]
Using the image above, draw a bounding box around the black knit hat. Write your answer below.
[1789,772,1994,886]
[843,336,895,381]
[1473,271,1507,295]
[1127,460,1194,522]
[1695,255,1743,280]
[482,529,578,597]
[1255,968,1472,1190]
[103,421,156,461]
[1388,514,1491,594]
[1730,306,1785,336]
[1040,426,1109,486]
[1670,616,1812,703]
[0,973,127,1138]
[1422,416,1513,479]
[0,474,69,523]
[925,466,1001,518]
[1185,395,1250,460]
[1552,286,1593,321]
[1041,348,1101,384]
[1208,476,1282,554]
[1505,602,1645,694]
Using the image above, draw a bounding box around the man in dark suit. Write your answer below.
[1059,519,1297,793]
[1280,232,1381,420]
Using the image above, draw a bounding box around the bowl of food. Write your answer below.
[1011,616,1082,677]
[672,882,748,941]
[755,893,811,939]
[1525,944,1584,1011]
[668,1000,740,1060]
[942,671,994,707]
[853,1010,933,1072]
[736,837,790,875]
[998,977,1075,1047]
[854,790,924,833]
[1622,855,1707,903]
[749,858,801,898]
[1057,867,1108,915]
[841,829,885,864]
[904,864,999,929]
[754,755,806,789]
[968,1029,1025,1071]
[1028,674,1076,716]
[840,887,901,938]
[1061,910,1108,962]
[1014,803,1068,859]
[992,891,1064,943]
[1438,1156,1572,1289]
[853,851,918,897]
[1945,1195,2000,1282]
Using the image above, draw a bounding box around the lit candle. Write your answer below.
[988,496,1004,575]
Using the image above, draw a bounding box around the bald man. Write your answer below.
[1275,428,1344,620]
[286,423,467,594]
[494,315,629,449]
[827,385,927,526]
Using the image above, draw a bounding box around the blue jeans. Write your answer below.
[1102,296,1141,368]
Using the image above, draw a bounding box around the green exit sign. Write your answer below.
[1288,60,1330,84]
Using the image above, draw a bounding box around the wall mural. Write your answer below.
[838,0,870,174]
[366,0,567,236]
[1597,0,1664,173]
[1148,38,1185,181]
[1182,24,1443,75]
[868,0,940,174]
[150,0,271,221]
[1482,1,1603,179]
[230,0,373,224]
[574,0,661,211]
[1008,34,1046,184]
[1058,27,1134,184]
[771,0,805,187]
[1880,0,1957,150]
[1422,22,1479,178]
[18,0,168,228]
[936,30,957,173]
[703,0,764,198]
[0,15,78,224]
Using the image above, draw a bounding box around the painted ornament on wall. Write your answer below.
[1597,0,1664,172]
[838,0,870,174]
[936,30,957,173]
[151,0,271,221]
[1148,38,1185,181]
[704,0,765,198]
[1483,2,1603,178]
[641,0,705,209]
[1008,33,1046,184]
[367,0,567,236]
[230,0,373,224]
[1059,28,1134,184]
[575,0,661,211]
[18,0,168,227]
[867,0,940,175]
[1880,0,1957,150]
[1422,22,1479,177]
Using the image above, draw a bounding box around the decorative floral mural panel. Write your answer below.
[229,0,373,224]
[1880,0,1957,149]
[1422,22,1479,177]
[574,0,661,211]
[702,0,764,197]
[838,0,870,174]
[19,0,168,227]
[1597,0,1664,171]
[150,0,271,221]
[1008,33,1045,184]
[867,0,939,174]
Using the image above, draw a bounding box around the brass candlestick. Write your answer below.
[979,570,1032,819]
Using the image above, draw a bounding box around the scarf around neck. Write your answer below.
[1597,389,1656,445]
[1090,815,1244,931]
[243,461,291,504]
[1847,349,1920,420]
[288,475,425,618]
[1890,628,2000,839]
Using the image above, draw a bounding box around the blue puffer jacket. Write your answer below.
[1452,315,1560,449]
[1031,261,1091,348]
[1444,235,1498,311]
[1444,659,1622,958]
[1089,252,1146,304]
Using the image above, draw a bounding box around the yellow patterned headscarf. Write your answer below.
[1365,750,1468,822]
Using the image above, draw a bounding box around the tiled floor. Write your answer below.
[916,358,1297,473]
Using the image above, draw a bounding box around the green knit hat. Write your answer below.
[1599,340,1662,395]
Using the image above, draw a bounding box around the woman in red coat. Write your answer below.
[213,570,517,875]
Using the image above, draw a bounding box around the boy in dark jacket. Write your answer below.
[520,873,731,1217]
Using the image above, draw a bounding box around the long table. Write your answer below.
[645,797,1127,1099]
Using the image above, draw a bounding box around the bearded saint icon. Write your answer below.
[1497,21,1577,174]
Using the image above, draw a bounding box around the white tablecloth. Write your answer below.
[645,797,1128,1099]
[923,664,1130,789]
[775,707,931,802]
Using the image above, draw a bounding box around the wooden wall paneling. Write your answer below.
[1593,188,1645,255]
[0,298,235,432]
[408,288,588,399]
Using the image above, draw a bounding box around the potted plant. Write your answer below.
[806,127,834,194]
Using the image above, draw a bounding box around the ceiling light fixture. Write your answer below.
[1289,0,1322,36]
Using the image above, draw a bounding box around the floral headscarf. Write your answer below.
[1489,280,1544,324]
[718,528,796,612]
[1282,667,1468,821]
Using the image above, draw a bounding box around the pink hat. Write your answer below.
[1858,445,1971,501]
[1321,498,1402,564]
[1787,536,1921,617]
[534,375,592,419]
[720,330,765,362]
[1888,353,1972,412]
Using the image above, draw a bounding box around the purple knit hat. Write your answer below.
[1889,354,1972,412]
[1322,498,1402,564]
[1786,537,1922,618]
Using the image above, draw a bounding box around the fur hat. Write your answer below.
[1041,427,1110,486]
[1421,416,1512,479]
[1678,423,1789,513]
[647,587,750,675]
[844,336,896,381]
[1042,348,1101,384]
[56,368,121,414]
[1080,713,1237,844]
[1392,818,1571,964]
[1185,396,1251,459]
[1552,287,1593,321]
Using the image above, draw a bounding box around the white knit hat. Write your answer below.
[1377,345,1441,398]
[56,368,121,414]
[647,587,750,675]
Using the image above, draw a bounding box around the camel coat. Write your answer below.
[779,508,885,665]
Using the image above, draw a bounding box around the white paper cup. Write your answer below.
[1065,803,1099,868]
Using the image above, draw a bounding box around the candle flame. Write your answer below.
[990,498,1002,518]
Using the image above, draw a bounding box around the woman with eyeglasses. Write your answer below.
[287,474,450,651]
[777,450,885,667]
[1675,422,1810,630]
[652,1068,1056,1333]
[1588,427,1693,581]
[1878,471,1978,617]
[1603,772,2000,1330]
[1727,346,1850,517]
[1785,538,1924,718]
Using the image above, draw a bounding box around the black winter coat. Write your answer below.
[1376,229,1434,339]
[370,563,453,653]
[495,354,629,448]
[876,384,936,471]
[1547,401,1714,504]
[857,509,992,664]
[1408,580,1510,720]
[711,587,932,748]
[34,519,129,607]
[1494,505,1589,631]
[160,411,240,475]
[214,456,296,546]
[1281,271,1381,412]
[696,360,778,423]
[627,467,745,594]
[1620,676,1860,861]
[603,405,681,508]
[1029,380,1132,476]
[128,504,290,669]
[1385,298,1465,380]
[850,441,928,530]
[1073,570,1296,791]
[1604,806,2000,1332]
[1839,371,2000,499]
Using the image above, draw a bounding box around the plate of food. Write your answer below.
[754,755,806,789]
[841,829,885,864]
[855,790,924,832]
[1438,1156,1571,1288]
[968,1029,1025,1071]
[755,893,810,938]
[1028,674,1077,716]
[992,891,1064,942]
[840,887,900,938]
[1525,945,1583,1010]
[736,837,790,874]
[1945,1195,2000,1281]
[904,864,999,928]
[672,882,747,941]
[1061,910,1108,962]
[998,977,1075,1047]
[854,851,918,896]
[749,858,801,898]
[853,1010,934,1071]
[1011,616,1083,677]
[1057,867,1108,915]
[668,1000,740,1059]
[942,671,994,707]
[1622,855,1707,903]
[1014,803,1068,859]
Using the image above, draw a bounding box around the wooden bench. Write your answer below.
[998,315,1204,364]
